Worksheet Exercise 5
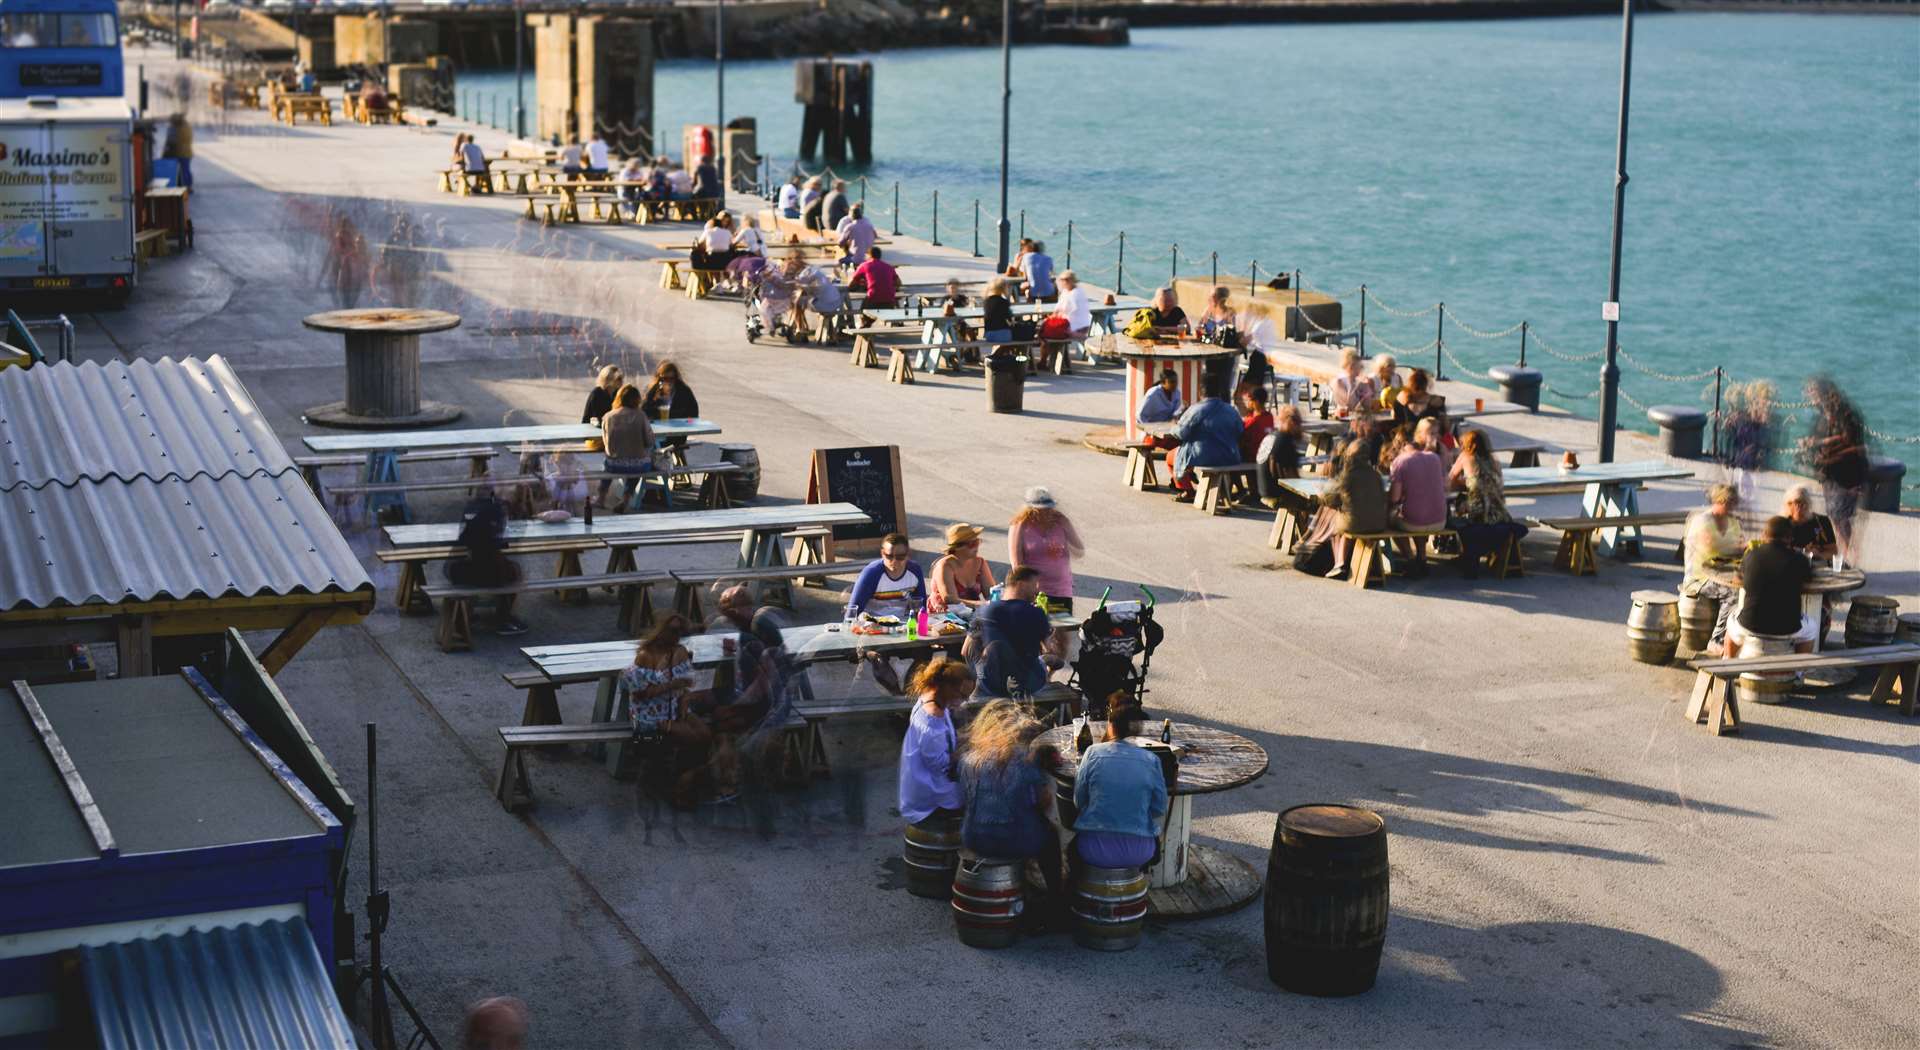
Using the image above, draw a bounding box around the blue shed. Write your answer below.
[0,669,344,1044]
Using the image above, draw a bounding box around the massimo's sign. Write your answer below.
[0,124,125,227]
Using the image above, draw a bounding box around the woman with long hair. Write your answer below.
[1318,439,1389,581]
[1446,428,1524,579]
[960,700,1067,925]
[618,614,713,807]
[898,658,973,829]
[600,384,657,511]
[582,364,623,424]
[930,522,996,615]
[1009,487,1085,666]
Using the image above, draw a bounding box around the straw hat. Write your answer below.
[1023,486,1056,510]
[944,522,984,547]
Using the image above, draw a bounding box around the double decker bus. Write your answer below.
[0,0,124,99]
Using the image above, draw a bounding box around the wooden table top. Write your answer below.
[302,419,720,454]
[1701,563,1867,596]
[1035,721,1268,796]
[1278,458,1693,502]
[383,502,869,547]
[1116,338,1245,362]
[302,308,462,335]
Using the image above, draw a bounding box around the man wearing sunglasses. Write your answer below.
[847,532,928,694]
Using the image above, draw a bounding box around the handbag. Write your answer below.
[1122,308,1158,339]
[1039,315,1073,341]
[1010,319,1038,342]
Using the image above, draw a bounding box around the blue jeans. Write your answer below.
[1076,831,1156,868]
[972,640,1046,699]
[983,329,1012,345]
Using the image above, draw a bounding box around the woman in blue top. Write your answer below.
[1072,694,1170,874]
[960,700,1065,924]
[898,659,972,827]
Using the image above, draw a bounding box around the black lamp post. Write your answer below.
[994,0,1012,273]
[717,0,726,173]
[1598,0,1636,463]
[513,0,525,140]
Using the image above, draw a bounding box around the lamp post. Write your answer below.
[717,0,726,176]
[513,0,525,140]
[1597,0,1636,463]
[994,0,1012,272]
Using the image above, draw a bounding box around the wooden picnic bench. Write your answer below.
[668,560,869,621]
[657,259,733,298]
[278,94,332,126]
[1683,642,1920,735]
[1537,511,1689,576]
[1192,463,1259,516]
[424,570,673,651]
[376,536,607,614]
[134,228,170,262]
[494,711,810,811]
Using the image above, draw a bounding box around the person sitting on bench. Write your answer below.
[1386,418,1449,575]
[1447,429,1523,580]
[846,247,899,310]
[459,136,491,193]
[1723,515,1817,658]
[1317,441,1389,581]
[962,567,1052,699]
[619,614,714,808]
[599,384,656,511]
[1167,377,1244,504]
[446,485,527,635]
[848,532,928,694]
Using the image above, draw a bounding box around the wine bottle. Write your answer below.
[1161,718,1172,744]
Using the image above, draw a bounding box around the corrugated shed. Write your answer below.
[0,356,292,491]
[80,919,356,1050]
[0,472,373,611]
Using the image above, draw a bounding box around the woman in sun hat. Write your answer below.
[930,522,997,616]
[1008,487,1084,667]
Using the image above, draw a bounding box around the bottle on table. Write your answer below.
[1161,718,1172,744]
[1074,717,1094,754]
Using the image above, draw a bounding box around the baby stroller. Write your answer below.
[737,257,772,342]
[1066,586,1163,720]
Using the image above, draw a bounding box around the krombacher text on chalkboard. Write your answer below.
[806,445,906,557]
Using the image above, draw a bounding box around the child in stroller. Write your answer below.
[1067,587,1162,720]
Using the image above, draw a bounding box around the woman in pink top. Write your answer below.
[1008,486,1084,667]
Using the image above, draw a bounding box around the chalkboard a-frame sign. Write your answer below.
[806,445,906,558]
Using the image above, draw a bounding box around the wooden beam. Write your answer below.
[0,589,374,626]
[11,680,117,858]
[258,606,335,675]
[115,616,153,678]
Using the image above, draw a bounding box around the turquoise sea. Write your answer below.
[459,13,1920,480]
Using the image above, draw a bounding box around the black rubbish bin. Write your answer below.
[986,354,1027,414]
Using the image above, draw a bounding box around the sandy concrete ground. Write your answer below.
[61,56,1920,1048]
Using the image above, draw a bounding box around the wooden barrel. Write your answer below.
[903,815,962,900]
[1736,634,1798,705]
[1265,804,1389,997]
[1845,595,1900,649]
[950,853,1023,949]
[1626,591,1681,665]
[1896,613,1920,645]
[1072,864,1149,952]
[716,443,761,502]
[1677,592,1720,653]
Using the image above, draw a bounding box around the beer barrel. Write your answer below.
[902,814,962,900]
[1677,592,1720,653]
[1736,634,1798,705]
[1265,804,1389,997]
[717,443,762,502]
[951,853,1024,949]
[1626,591,1681,665]
[1072,864,1149,952]
[1845,596,1900,649]
[1895,613,1920,645]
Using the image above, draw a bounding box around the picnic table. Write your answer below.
[1701,564,1866,655]
[384,502,869,570]
[1272,459,1695,557]
[1035,721,1269,920]
[302,308,464,428]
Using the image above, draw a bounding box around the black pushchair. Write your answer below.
[1066,586,1163,720]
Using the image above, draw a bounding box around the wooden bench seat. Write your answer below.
[376,537,607,614]
[601,525,834,577]
[1122,441,1163,492]
[1536,511,1689,576]
[886,341,1037,384]
[295,446,500,497]
[496,711,809,810]
[845,325,917,368]
[1191,463,1258,516]
[1491,441,1548,468]
[1683,642,1920,735]
[134,228,170,262]
[668,560,869,620]
[1344,528,1458,590]
[424,570,674,651]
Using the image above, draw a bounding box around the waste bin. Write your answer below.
[986,354,1027,414]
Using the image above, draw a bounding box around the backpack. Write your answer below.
[1291,538,1333,575]
[1039,315,1073,341]
[1122,308,1158,339]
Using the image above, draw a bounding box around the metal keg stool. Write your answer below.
[1627,591,1681,664]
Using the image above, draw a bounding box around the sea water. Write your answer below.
[458,14,1920,481]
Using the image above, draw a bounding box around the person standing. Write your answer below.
[1803,377,1869,565]
[164,113,194,189]
[1008,487,1084,666]
[898,659,971,828]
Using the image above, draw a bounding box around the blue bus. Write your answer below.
[0,0,123,99]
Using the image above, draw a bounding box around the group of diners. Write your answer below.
[579,360,702,509]
[838,487,1084,697]
[901,682,1169,934]
[1680,482,1843,657]
[612,152,721,202]
[750,245,901,339]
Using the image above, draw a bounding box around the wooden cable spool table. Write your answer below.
[1701,563,1867,689]
[1035,721,1269,920]
[302,308,464,429]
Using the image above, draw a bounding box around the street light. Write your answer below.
[1597,0,1636,463]
[994,0,1012,272]
[717,0,726,176]
[513,0,525,140]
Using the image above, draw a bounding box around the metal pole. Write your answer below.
[931,191,941,247]
[1018,209,1025,242]
[1598,0,1636,464]
[173,0,181,59]
[1065,221,1073,268]
[1712,366,1723,461]
[1359,284,1367,355]
[366,723,391,1050]
[1170,243,1178,283]
[1249,261,1257,298]
[716,0,726,173]
[994,0,1012,272]
[892,182,900,235]
[1434,303,1445,381]
[1210,252,1217,289]
[514,0,525,139]
[1519,321,1528,367]
[1116,232,1126,296]
[973,200,981,257]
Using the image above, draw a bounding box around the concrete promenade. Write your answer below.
[72,57,1920,1048]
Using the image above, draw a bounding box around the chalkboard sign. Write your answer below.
[807,445,906,557]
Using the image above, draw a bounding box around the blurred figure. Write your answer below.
[321,208,368,308]
[1802,377,1869,565]
[163,113,193,188]
[460,996,528,1050]
[1724,380,1775,528]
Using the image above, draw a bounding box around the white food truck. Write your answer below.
[0,95,134,299]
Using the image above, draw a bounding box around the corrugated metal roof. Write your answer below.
[0,471,373,611]
[0,356,293,492]
[80,919,356,1050]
